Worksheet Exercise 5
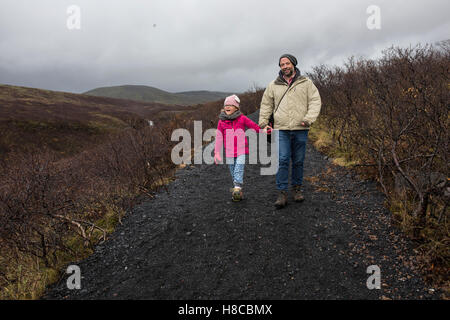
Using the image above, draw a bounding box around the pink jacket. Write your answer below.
[214,114,261,158]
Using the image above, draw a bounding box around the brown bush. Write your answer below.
[307,43,449,285]
[0,89,263,298]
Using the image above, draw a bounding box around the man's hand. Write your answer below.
[301,121,310,127]
[263,125,273,133]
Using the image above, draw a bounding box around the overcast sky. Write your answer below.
[0,0,448,94]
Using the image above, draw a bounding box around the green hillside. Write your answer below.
[0,84,189,158]
[84,85,234,105]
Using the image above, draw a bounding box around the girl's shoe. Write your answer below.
[232,187,243,201]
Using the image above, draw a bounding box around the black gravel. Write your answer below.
[43,111,441,300]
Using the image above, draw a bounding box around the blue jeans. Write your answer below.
[276,130,308,191]
[226,154,246,187]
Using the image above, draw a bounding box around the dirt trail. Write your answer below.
[44,111,439,300]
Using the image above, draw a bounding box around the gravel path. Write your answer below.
[43,111,440,300]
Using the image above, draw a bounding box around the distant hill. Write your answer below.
[84,85,234,105]
[0,84,189,158]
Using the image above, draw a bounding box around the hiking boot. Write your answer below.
[274,191,288,208]
[293,185,305,202]
[232,187,243,202]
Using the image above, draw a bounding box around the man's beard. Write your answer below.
[284,68,294,77]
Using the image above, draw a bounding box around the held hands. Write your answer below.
[263,125,273,134]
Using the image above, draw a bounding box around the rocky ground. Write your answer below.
[44,112,441,300]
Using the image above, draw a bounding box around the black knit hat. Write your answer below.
[279,54,298,67]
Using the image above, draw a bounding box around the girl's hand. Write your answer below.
[214,152,222,164]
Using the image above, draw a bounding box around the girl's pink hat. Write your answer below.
[224,94,240,109]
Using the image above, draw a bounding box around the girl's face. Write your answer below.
[224,105,238,115]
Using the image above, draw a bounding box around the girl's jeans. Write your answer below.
[276,130,308,191]
[226,154,246,188]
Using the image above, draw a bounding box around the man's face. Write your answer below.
[280,57,294,77]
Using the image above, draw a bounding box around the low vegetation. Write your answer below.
[307,42,449,291]
[0,84,190,159]
[0,83,262,299]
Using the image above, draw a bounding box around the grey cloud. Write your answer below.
[0,0,448,93]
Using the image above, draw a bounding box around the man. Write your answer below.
[259,54,321,208]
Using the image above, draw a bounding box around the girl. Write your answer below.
[214,94,261,201]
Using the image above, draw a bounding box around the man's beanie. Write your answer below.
[279,54,298,67]
[224,94,240,109]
